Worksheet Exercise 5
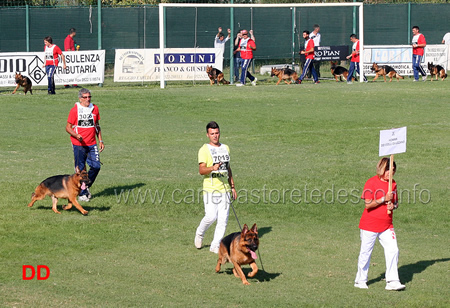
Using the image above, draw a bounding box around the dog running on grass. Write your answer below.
[370,63,404,82]
[206,65,230,85]
[330,61,352,82]
[270,67,298,85]
[12,72,33,95]
[28,168,90,215]
[427,62,447,81]
[215,223,259,285]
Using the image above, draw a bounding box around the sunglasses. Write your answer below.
[81,96,92,99]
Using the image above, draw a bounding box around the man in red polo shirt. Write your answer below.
[66,88,105,202]
[297,30,319,84]
[64,28,78,88]
[411,26,427,82]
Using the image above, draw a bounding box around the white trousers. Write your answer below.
[355,228,400,284]
[196,192,230,251]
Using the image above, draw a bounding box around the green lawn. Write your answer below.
[0,76,449,307]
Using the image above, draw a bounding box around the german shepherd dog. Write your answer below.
[270,67,298,85]
[215,223,259,285]
[330,61,350,82]
[427,62,447,81]
[28,168,90,215]
[371,63,404,82]
[12,72,33,95]
[206,65,230,85]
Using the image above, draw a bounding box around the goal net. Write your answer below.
[158,3,364,88]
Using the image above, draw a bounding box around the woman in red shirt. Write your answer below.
[354,157,405,291]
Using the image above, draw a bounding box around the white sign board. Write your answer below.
[114,48,224,82]
[363,44,448,77]
[0,50,105,87]
[379,127,407,156]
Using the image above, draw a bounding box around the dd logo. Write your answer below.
[22,265,50,280]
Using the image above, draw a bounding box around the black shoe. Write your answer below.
[64,85,70,89]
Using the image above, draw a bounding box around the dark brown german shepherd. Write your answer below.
[330,61,350,82]
[215,223,259,285]
[12,72,33,95]
[271,67,298,85]
[371,63,404,82]
[28,168,90,215]
[427,62,447,81]
[206,65,230,85]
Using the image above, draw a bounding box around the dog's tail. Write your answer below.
[398,74,404,79]
[222,79,230,85]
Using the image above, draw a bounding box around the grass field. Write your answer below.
[0,75,449,307]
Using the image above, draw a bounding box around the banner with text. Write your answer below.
[0,50,105,87]
[363,45,448,76]
[113,48,223,82]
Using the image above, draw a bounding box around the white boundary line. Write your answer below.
[159,3,364,88]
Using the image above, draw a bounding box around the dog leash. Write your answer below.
[220,176,265,271]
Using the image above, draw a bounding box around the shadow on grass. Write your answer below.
[367,258,450,285]
[95,183,146,198]
[35,204,111,212]
[222,267,281,283]
[258,226,272,238]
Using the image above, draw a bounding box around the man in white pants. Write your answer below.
[195,121,237,254]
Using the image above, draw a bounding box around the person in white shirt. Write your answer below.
[214,27,231,52]
[442,32,450,44]
[309,24,321,78]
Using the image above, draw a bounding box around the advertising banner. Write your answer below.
[114,48,224,82]
[0,50,105,88]
[363,44,448,76]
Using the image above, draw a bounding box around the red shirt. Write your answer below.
[67,102,100,146]
[359,175,398,233]
[412,33,426,56]
[44,44,63,66]
[239,38,256,59]
[304,39,315,60]
[64,34,75,51]
[351,40,360,63]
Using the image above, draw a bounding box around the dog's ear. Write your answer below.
[242,224,249,235]
[250,223,258,234]
[75,166,81,174]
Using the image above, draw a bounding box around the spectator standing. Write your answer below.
[233,29,256,83]
[411,26,427,82]
[310,24,321,78]
[64,28,78,88]
[43,36,66,95]
[441,32,450,44]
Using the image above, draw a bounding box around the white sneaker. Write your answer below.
[354,282,368,289]
[422,76,427,82]
[251,77,257,86]
[210,246,219,254]
[385,281,406,291]
[347,81,353,84]
[235,83,244,87]
[78,195,90,202]
[86,187,92,199]
[194,235,202,249]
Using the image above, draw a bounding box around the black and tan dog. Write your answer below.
[206,65,230,85]
[28,168,90,215]
[371,63,404,82]
[330,61,351,82]
[271,67,298,85]
[215,223,259,285]
[427,62,447,81]
[12,72,33,95]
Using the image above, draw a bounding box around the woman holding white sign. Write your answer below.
[354,157,405,291]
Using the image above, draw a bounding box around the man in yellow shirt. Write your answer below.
[195,121,237,253]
